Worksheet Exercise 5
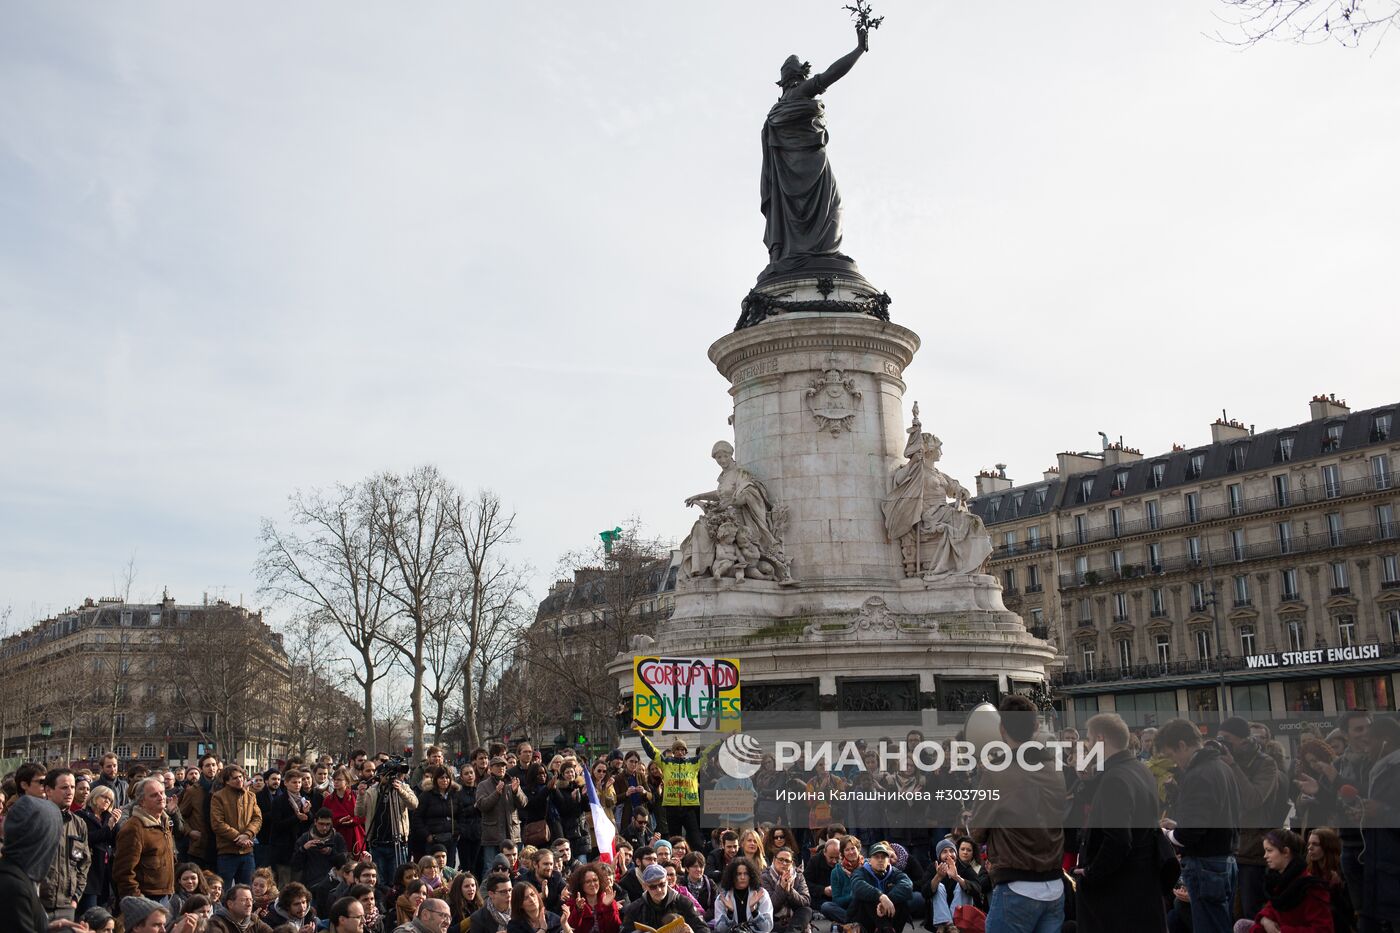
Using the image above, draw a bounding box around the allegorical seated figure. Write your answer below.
[682,440,792,583]
[882,405,993,577]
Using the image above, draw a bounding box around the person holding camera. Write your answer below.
[292,809,348,885]
[358,764,419,884]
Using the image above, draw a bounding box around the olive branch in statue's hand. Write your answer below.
[844,0,884,49]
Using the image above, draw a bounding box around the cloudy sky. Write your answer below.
[3,1,1398,625]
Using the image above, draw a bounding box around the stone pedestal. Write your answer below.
[614,302,1053,724]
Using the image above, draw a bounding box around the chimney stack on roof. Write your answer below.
[1309,393,1350,421]
[1211,409,1250,443]
[974,463,1015,496]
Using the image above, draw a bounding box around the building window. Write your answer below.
[139,743,156,759]
[1114,592,1129,619]
[1274,474,1290,507]
[1240,625,1256,656]
[1118,639,1133,670]
[87,744,101,760]
[1388,608,1400,642]
[1151,462,1166,488]
[1075,515,1088,544]
[1148,542,1163,570]
[1327,512,1344,547]
[1075,555,1089,582]
[1151,587,1166,616]
[1186,491,1201,522]
[1325,422,1345,450]
[1338,615,1357,648]
[1188,453,1205,479]
[1231,529,1246,561]
[120,611,132,626]
[1114,470,1130,493]
[1379,505,1396,540]
[1229,444,1249,472]
[1109,508,1123,537]
[1079,478,1094,502]
[1336,676,1393,712]
[1003,531,1018,553]
[1191,581,1207,611]
[1234,574,1251,607]
[1147,499,1161,529]
[1332,561,1350,593]
[1079,598,1092,623]
[1277,521,1293,554]
[1285,619,1306,652]
[1035,485,1048,507]
[1323,464,1342,498]
[1187,536,1202,563]
[1382,554,1399,585]
[1082,644,1096,675]
[1111,549,1124,574]
[1228,483,1244,516]
[1277,436,1295,462]
[1232,682,1271,714]
[1284,679,1324,713]
[1027,564,1041,589]
[1155,634,1171,666]
[1281,568,1300,601]
[1375,454,1393,490]
[113,713,125,733]
[1029,608,1044,629]
[1012,492,1024,514]
[1004,568,1017,591]
[115,743,131,759]
[1376,414,1394,442]
[149,611,160,627]
[1028,526,1041,548]
[1196,629,1212,659]
[987,498,1001,521]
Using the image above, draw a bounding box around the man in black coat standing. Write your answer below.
[1073,713,1167,933]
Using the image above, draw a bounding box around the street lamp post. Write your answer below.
[39,719,52,762]
[346,725,357,765]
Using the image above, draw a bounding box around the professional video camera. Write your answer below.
[377,755,411,781]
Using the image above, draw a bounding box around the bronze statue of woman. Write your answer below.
[759,25,869,285]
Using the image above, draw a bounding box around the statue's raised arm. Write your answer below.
[792,27,867,99]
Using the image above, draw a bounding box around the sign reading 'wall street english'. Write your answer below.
[1244,643,1382,670]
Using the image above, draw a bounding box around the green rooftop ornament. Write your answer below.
[599,526,623,553]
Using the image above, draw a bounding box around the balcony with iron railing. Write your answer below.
[1059,522,1399,590]
[991,537,1055,560]
[1055,473,1395,549]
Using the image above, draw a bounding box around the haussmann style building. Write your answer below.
[970,393,1398,744]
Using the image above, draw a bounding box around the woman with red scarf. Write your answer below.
[1234,828,1331,933]
[324,767,366,857]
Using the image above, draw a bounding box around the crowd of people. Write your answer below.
[3,698,1399,933]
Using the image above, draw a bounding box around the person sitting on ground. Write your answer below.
[470,872,517,933]
[265,880,318,930]
[820,834,864,925]
[506,881,564,933]
[711,857,774,933]
[565,863,621,933]
[621,864,706,933]
[208,883,276,933]
[761,847,811,933]
[1232,828,1331,933]
[848,842,913,933]
[679,851,717,918]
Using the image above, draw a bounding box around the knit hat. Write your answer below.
[121,896,167,930]
[935,838,958,860]
[890,842,909,869]
[1219,717,1251,739]
[642,864,668,884]
[654,839,672,854]
[0,795,62,882]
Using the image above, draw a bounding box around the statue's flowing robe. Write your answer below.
[682,466,780,577]
[883,461,993,575]
[760,96,846,273]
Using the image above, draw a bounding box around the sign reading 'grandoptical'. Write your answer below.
[1244,643,1381,670]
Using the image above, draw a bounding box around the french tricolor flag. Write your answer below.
[584,766,616,863]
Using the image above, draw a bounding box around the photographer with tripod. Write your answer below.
[358,759,419,883]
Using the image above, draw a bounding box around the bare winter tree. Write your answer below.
[1216,0,1400,46]
[258,482,398,753]
[161,608,288,765]
[515,521,674,747]
[371,466,460,757]
[449,489,528,750]
[278,611,364,757]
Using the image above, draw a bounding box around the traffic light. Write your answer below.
[573,732,587,746]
